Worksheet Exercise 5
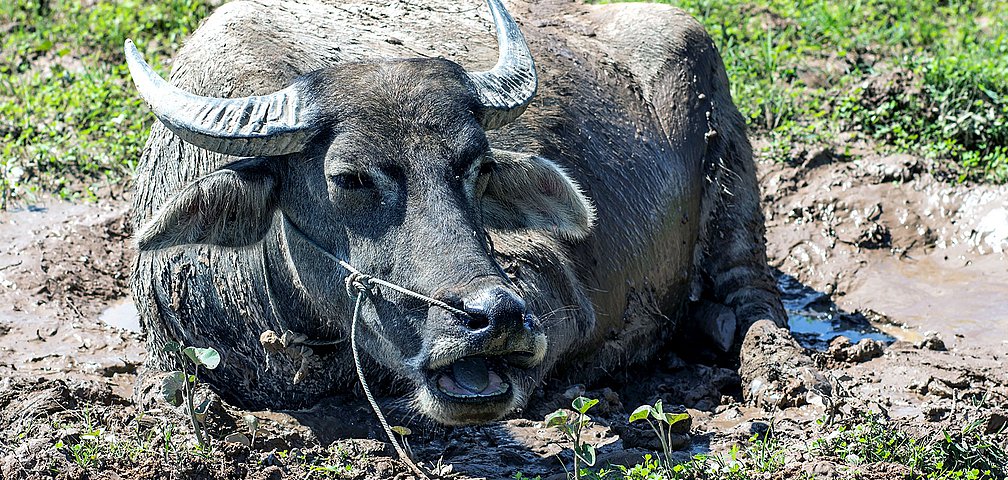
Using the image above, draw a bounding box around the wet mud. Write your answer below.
[1,141,1007,479]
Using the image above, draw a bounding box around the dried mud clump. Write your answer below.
[827,336,885,363]
[739,320,831,409]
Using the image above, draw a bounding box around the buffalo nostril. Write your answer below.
[461,312,490,331]
[461,286,527,332]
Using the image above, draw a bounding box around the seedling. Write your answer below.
[545,396,599,480]
[161,341,221,450]
[225,414,262,448]
[628,399,690,470]
[391,425,415,461]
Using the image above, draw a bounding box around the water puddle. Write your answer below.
[839,250,1008,350]
[777,271,894,350]
[98,299,141,333]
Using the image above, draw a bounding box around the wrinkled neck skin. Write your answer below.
[260,203,596,402]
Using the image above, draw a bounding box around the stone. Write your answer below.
[919,331,946,351]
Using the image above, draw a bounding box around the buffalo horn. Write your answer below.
[468,0,538,130]
[124,39,318,157]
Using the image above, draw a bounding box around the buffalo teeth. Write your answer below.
[441,382,510,399]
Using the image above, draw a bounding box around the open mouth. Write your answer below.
[431,356,513,402]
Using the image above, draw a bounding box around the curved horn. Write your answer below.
[124,39,318,157]
[468,0,538,130]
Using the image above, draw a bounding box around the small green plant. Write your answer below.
[812,411,1006,479]
[390,425,415,461]
[628,399,690,470]
[160,341,221,450]
[224,413,261,448]
[545,396,600,480]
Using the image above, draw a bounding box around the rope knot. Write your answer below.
[345,271,375,297]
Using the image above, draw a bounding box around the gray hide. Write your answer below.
[131,0,785,421]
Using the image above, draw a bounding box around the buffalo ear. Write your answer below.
[136,160,278,250]
[482,150,596,240]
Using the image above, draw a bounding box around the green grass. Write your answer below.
[5,404,363,478]
[624,0,1008,182]
[532,412,1006,480]
[0,0,213,208]
[1,0,1006,207]
[812,413,1007,480]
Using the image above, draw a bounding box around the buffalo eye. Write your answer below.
[331,172,374,190]
[478,161,496,177]
[473,160,495,198]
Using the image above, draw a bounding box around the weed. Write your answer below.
[390,425,415,461]
[545,396,601,480]
[628,399,691,470]
[813,411,1006,479]
[276,445,359,477]
[160,341,221,450]
[224,414,262,448]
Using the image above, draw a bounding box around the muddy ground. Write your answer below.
[0,138,1006,479]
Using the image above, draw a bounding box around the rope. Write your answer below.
[350,288,430,479]
[275,215,439,478]
[283,216,470,320]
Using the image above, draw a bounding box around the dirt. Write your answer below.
[1,138,1007,478]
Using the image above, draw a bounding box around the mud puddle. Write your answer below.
[759,142,1008,353]
[98,298,141,333]
[777,270,895,350]
[0,198,142,398]
[839,249,1008,352]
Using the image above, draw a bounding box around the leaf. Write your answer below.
[544,410,569,428]
[629,405,651,423]
[195,396,212,415]
[224,433,251,447]
[650,400,665,422]
[663,412,691,427]
[575,444,597,467]
[162,340,181,353]
[391,425,412,436]
[161,371,185,407]
[243,414,260,434]
[571,396,598,415]
[183,347,221,369]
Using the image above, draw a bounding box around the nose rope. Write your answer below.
[263,215,443,478]
[349,287,430,479]
[281,216,470,320]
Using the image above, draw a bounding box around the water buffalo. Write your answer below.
[129,0,786,425]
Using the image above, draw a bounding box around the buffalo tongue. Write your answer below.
[451,357,490,393]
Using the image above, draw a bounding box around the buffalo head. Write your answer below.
[127,0,595,425]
